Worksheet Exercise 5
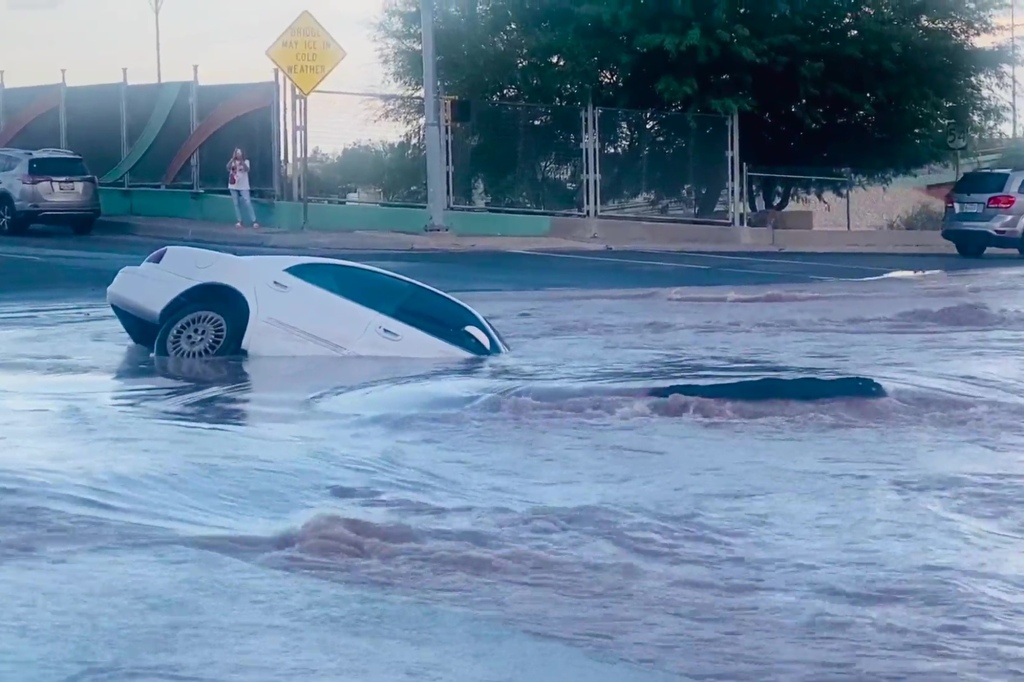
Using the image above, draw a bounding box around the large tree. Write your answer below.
[376,0,1011,215]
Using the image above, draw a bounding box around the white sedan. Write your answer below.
[106,246,509,359]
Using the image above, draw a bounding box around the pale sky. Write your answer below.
[0,0,403,150]
[1,2,1016,148]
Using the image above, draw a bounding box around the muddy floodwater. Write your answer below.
[3,259,1024,681]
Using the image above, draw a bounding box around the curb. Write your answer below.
[94,217,960,256]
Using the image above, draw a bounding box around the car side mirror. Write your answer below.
[463,325,490,350]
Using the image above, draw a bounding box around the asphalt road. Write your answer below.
[3,230,1024,297]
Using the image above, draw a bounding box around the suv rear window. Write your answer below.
[953,172,1009,195]
[28,157,89,177]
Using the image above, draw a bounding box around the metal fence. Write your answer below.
[743,167,853,231]
[293,91,740,224]
[595,108,733,222]
[0,68,279,196]
[446,101,737,222]
[298,89,428,206]
[448,101,585,214]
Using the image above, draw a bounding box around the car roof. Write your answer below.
[963,168,1024,176]
[161,246,478,315]
[0,147,82,158]
[249,253,466,304]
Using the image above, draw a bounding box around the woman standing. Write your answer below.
[227,148,259,228]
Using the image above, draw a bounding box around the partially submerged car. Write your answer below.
[106,246,509,359]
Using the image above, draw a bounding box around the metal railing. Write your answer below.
[743,167,853,231]
[0,67,279,195]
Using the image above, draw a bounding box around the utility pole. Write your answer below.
[421,0,446,231]
[149,0,164,83]
[1013,0,1018,138]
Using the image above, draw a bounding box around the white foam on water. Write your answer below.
[859,269,944,281]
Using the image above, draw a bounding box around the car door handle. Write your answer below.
[270,280,289,291]
[376,325,401,341]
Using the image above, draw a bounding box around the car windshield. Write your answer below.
[29,157,89,177]
[953,172,1008,195]
[484,316,509,349]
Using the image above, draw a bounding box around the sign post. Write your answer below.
[265,11,347,228]
[946,121,967,181]
[945,121,968,152]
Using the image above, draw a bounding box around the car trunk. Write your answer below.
[25,157,96,203]
[948,172,1012,223]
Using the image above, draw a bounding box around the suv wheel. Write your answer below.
[955,241,986,258]
[0,197,26,236]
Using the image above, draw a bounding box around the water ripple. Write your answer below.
[4,270,1024,680]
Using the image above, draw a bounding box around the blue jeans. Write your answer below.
[230,188,256,225]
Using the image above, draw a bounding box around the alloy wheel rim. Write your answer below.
[0,205,10,233]
[166,311,228,358]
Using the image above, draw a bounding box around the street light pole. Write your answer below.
[1013,0,1018,138]
[149,0,164,83]
[420,0,446,231]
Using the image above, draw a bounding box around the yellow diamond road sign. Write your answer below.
[266,11,346,97]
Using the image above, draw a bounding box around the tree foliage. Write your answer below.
[307,139,427,205]
[374,0,1012,213]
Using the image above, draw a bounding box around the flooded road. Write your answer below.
[4,238,1024,681]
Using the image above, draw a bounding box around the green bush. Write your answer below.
[886,202,944,231]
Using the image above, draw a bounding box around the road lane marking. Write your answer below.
[511,250,836,280]
[633,249,895,272]
[510,250,709,269]
[0,253,42,260]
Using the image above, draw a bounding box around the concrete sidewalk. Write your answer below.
[96,215,958,254]
[95,216,606,252]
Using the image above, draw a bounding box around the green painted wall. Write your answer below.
[99,188,552,237]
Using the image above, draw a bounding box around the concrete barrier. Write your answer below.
[98,189,552,237]
[771,228,949,250]
[98,188,955,252]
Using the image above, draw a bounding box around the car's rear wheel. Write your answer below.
[155,300,245,359]
[71,218,96,236]
[955,241,986,258]
[0,197,27,236]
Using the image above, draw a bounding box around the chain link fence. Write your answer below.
[596,108,732,221]
[448,101,585,214]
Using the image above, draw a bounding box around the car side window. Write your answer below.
[1016,178,1024,194]
[392,285,494,355]
[284,262,413,316]
[0,155,11,173]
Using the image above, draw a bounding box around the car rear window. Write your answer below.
[953,172,1009,195]
[29,157,89,177]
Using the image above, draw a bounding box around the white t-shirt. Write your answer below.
[228,159,251,191]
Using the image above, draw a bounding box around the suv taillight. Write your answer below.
[987,195,1016,209]
[944,193,954,208]
[20,175,48,185]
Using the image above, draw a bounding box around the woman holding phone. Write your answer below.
[227,148,259,228]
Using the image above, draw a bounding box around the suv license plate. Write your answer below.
[959,202,983,213]
[57,182,75,191]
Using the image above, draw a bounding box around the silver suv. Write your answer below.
[941,168,1024,257]
[0,147,102,236]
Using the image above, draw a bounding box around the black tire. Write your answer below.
[71,218,95,236]
[955,241,986,258]
[0,196,27,236]
[154,300,245,359]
